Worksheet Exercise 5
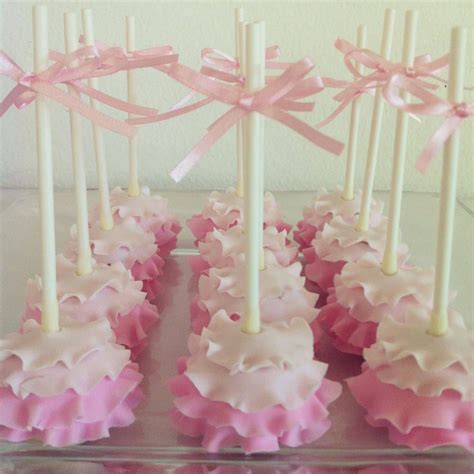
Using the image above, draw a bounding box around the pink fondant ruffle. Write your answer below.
[294,220,319,252]
[188,255,210,277]
[294,189,384,252]
[131,253,164,301]
[303,246,345,296]
[187,214,291,246]
[347,366,474,451]
[0,365,143,447]
[316,289,377,355]
[168,363,341,454]
[113,300,160,359]
[24,301,159,360]
[142,218,181,258]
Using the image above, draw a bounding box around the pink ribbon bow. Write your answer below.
[154,57,344,182]
[200,45,290,84]
[329,38,448,117]
[0,43,178,137]
[382,75,473,172]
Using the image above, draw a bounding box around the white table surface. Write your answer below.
[0,188,472,335]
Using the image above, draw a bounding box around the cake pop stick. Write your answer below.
[381,10,418,276]
[235,8,244,198]
[64,12,93,277]
[356,9,395,232]
[82,8,114,231]
[430,27,466,337]
[33,5,59,332]
[341,24,367,201]
[127,16,140,197]
[242,21,265,335]
[258,22,266,271]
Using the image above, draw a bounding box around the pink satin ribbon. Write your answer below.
[200,46,290,84]
[1,42,178,137]
[382,75,473,172]
[316,38,449,127]
[152,57,344,182]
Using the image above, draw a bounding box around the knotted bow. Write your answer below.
[200,45,289,84]
[383,75,473,172]
[327,38,448,119]
[154,57,344,182]
[0,43,178,136]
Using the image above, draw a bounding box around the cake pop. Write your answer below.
[170,22,341,453]
[22,256,159,360]
[187,188,291,246]
[83,13,181,261]
[0,318,143,446]
[303,9,411,305]
[188,224,298,276]
[0,6,143,447]
[190,259,319,335]
[348,24,474,451]
[294,25,383,252]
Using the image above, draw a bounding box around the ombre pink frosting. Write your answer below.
[65,217,164,301]
[0,319,143,446]
[304,216,409,297]
[168,313,342,453]
[22,255,159,358]
[294,188,384,251]
[190,261,319,334]
[187,188,291,244]
[317,255,435,355]
[347,307,474,451]
[189,225,298,276]
[90,186,181,258]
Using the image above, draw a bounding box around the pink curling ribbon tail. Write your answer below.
[0,43,178,136]
[166,57,344,182]
[382,74,473,172]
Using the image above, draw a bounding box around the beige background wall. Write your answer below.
[0,0,472,196]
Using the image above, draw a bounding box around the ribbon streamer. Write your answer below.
[154,57,344,182]
[382,75,473,172]
[1,42,178,136]
[315,38,450,126]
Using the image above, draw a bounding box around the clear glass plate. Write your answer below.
[0,190,472,472]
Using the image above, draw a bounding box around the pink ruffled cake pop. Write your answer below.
[187,187,291,245]
[22,255,159,360]
[90,186,182,259]
[65,217,164,301]
[348,23,474,452]
[168,312,342,453]
[295,25,383,253]
[316,254,436,355]
[294,187,384,252]
[303,216,409,304]
[0,318,143,446]
[188,224,298,276]
[190,259,319,337]
[347,308,473,451]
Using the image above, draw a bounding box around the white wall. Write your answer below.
[0,0,472,196]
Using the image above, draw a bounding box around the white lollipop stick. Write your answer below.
[356,8,396,232]
[126,16,140,197]
[33,5,59,332]
[382,10,418,275]
[259,23,266,271]
[341,24,367,201]
[242,21,265,335]
[430,26,467,336]
[235,7,245,198]
[64,12,93,276]
[82,9,114,231]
